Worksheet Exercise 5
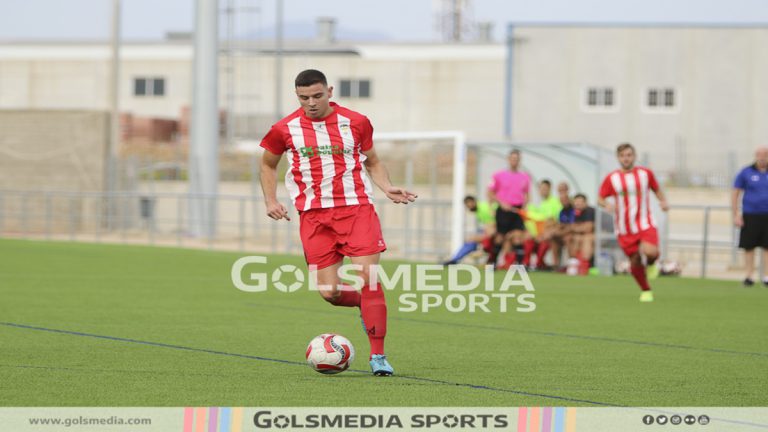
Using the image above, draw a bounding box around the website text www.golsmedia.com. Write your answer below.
[28,415,151,427]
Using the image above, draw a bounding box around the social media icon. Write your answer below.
[657,415,668,425]
[642,415,655,425]
[670,415,682,425]
[684,415,696,425]
[698,415,710,425]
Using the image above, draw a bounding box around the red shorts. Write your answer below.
[617,227,659,257]
[299,204,387,269]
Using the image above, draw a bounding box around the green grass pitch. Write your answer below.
[1,238,766,407]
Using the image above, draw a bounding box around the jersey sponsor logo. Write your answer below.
[298,145,353,158]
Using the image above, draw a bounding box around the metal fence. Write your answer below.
[0,190,453,262]
[0,189,762,280]
[626,204,761,280]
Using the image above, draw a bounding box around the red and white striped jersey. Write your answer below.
[599,166,660,235]
[260,102,375,211]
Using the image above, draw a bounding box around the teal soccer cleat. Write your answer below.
[369,354,394,376]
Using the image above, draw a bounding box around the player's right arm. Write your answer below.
[731,188,743,227]
[597,175,615,214]
[487,174,512,211]
[731,168,746,227]
[260,150,291,221]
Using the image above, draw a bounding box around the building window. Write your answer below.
[663,89,675,107]
[648,89,659,107]
[583,87,618,111]
[645,87,678,112]
[339,79,371,99]
[134,77,166,97]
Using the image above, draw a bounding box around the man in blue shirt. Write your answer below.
[732,147,768,286]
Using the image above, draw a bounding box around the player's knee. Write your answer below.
[319,287,340,302]
[642,244,659,258]
[358,269,373,285]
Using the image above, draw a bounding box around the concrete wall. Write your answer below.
[1,28,767,180]
[0,110,108,191]
[0,43,506,140]
[510,26,768,177]
[0,110,109,232]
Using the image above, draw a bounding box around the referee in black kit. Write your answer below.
[732,147,768,286]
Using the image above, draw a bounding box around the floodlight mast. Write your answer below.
[189,0,220,237]
[105,0,121,230]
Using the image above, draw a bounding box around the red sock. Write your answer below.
[326,285,361,307]
[361,283,387,357]
[630,265,651,291]
[481,237,494,253]
[522,239,536,267]
[536,242,550,268]
[574,251,589,275]
[578,259,590,275]
[503,252,516,266]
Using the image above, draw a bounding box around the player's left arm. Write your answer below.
[521,183,529,206]
[648,170,669,212]
[653,188,669,212]
[362,147,418,204]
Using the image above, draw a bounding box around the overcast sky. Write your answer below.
[1,0,767,42]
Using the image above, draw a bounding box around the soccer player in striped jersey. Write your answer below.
[598,143,669,302]
[259,70,417,375]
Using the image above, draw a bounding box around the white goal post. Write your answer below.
[372,131,467,254]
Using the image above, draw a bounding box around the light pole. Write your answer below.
[189,0,220,238]
[275,0,284,121]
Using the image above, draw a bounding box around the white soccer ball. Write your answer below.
[305,333,355,374]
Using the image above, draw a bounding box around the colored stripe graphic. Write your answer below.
[529,407,540,432]
[553,407,565,432]
[542,407,552,431]
[208,407,218,432]
[219,408,231,432]
[566,408,577,432]
[231,408,243,432]
[183,407,194,432]
[195,408,206,432]
[517,407,528,432]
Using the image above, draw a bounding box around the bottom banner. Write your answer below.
[1,407,766,432]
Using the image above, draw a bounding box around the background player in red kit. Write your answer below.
[598,143,669,302]
[259,69,417,375]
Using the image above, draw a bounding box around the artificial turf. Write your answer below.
[1,238,766,407]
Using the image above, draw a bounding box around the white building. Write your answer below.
[1,23,767,181]
[509,24,768,183]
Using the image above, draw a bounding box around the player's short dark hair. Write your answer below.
[617,142,635,154]
[574,193,587,201]
[463,195,476,203]
[295,69,328,88]
[509,149,521,156]
[540,179,551,187]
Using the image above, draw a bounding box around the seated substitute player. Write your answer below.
[570,194,596,275]
[598,143,669,302]
[518,179,562,270]
[732,146,768,287]
[550,182,575,268]
[442,195,496,265]
[259,69,417,375]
